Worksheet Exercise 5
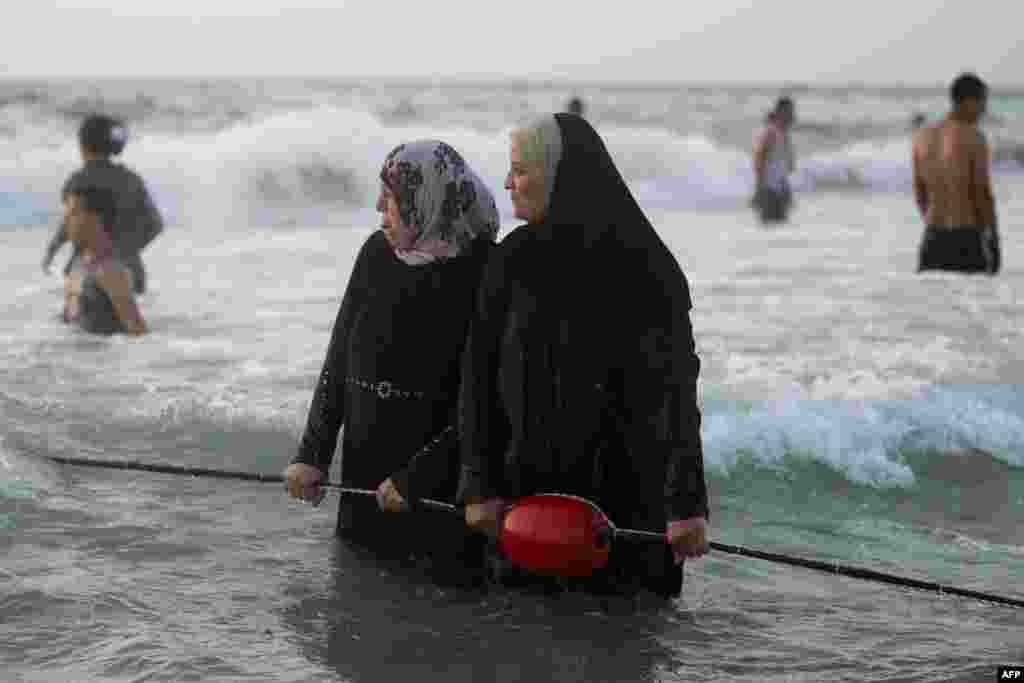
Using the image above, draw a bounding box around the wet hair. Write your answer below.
[78,114,128,157]
[774,96,794,114]
[951,73,988,104]
[67,185,118,232]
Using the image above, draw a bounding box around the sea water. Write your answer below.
[2,79,1023,682]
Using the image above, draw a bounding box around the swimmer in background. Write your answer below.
[42,114,163,294]
[751,97,796,224]
[62,185,147,336]
[912,73,1000,275]
[566,96,585,118]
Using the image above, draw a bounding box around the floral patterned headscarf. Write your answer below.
[380,141,499,264]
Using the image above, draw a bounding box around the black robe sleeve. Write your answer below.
[622,309,709,524]
[292,235,376,475]
[388,422,457,504]
[455,249,511,503]
[389,238,496,505]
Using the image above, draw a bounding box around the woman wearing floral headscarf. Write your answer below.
[285,141,498,578]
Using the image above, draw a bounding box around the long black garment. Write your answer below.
[457,114,709,597]
[293,231,492,566]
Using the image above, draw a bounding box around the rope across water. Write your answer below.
[38,454,1024,610]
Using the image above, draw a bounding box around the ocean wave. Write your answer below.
[6,376,1022,495]
[702,384,1024,488]
[3,100,1023,227]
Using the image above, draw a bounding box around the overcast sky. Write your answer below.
[2,1,1020,87]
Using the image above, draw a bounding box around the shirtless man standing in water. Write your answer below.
[913,73,1000,274]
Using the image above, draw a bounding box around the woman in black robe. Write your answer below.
[285,141,498,579]
[458,114,709,598]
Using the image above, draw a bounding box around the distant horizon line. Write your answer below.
[2,74,1023,93]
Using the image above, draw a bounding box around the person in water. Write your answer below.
[913,73,1000,275]
[751,97,797,224]
[61,185,147,336]
[284,141,499,580]
[43,114,164,294]
[566,96,585,118]
[457,113,709,600]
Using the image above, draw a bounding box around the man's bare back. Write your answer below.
[914,72,999,274]
[912,119,996,228]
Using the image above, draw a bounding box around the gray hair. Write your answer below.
[511,115,563,212]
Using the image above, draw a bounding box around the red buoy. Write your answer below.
[498,494,613,577]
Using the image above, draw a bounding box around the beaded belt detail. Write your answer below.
[345,377,428,400]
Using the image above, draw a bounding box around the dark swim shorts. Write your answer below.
[917,225,1000,275]
[751,186,792,223]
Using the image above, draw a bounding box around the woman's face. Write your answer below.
[376,184,415,250]
[505,136,546,223]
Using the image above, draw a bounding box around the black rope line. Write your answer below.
[705,539,1024,609]
[38,454,1024,609]
[41,455,458,514]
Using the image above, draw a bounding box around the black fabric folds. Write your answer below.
[456,114,708,597]
[293,232,493,536]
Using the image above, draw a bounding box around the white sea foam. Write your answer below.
[4,92,1022,228]
[701,381,1024,487]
